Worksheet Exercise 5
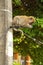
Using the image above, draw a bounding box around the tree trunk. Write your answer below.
[5,0,13,65]
[0,0,13,65]
[0,0,5,65]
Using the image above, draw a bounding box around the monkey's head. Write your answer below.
[27,16,35,28]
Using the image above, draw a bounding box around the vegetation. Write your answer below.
[13,61,20,65]
[12,0,43,65]
[12,0,43,17]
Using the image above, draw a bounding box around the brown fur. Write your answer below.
[13,15,35,28]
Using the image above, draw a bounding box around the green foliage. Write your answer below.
[13,18,43,65]
[12,0,43,65]
[12,0,22,6]
[41,0,43,2]
[12,0,43,17]
[13,61,20,65]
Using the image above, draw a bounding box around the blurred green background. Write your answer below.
[12,0,43,65]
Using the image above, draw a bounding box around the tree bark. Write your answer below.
[5,0,13,65]
[0,0,13,65]
[0,0,5,65]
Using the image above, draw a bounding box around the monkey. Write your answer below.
[13,16,35,41]
[13,15,35,34]
[13,15,35,28]
[13,16,43,44]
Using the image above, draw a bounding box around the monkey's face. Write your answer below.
[28,16,35,24]
[27,16,35,28]
[28,18,34,25]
